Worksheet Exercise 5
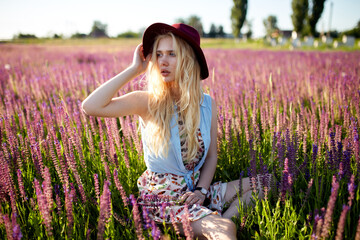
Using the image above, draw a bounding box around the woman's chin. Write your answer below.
[162,77,175,83]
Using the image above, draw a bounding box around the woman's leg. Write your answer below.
[174,214,237,240]
[222,174,273,219]
[222,178,252,219]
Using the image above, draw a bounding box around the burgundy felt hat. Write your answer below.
[142,22,209,80]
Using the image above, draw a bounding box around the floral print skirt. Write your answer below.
[137,169,227,224]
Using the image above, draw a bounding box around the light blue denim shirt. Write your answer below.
[140,93,212,191]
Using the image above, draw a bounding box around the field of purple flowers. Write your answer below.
[0,43,359,239]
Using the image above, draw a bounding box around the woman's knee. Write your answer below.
[223,218,237,233]
[192,215,236,238]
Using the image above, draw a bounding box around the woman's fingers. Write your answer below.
[131,43,151,74]
[182,192,205,205]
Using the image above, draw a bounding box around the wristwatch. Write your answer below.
[195,187,208,195]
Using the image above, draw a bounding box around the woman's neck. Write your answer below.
[168,82,181,102]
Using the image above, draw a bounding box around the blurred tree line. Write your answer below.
[12,0,359,40]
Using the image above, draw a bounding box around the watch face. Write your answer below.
[200,188,207,195]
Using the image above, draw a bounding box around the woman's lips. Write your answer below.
[161,70,170,77]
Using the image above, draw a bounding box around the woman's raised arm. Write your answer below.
[81,44,151,118]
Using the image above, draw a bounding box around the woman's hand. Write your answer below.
[131,43,151,75]
[181,190,206,206]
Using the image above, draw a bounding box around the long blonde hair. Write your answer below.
[145,32,203,162]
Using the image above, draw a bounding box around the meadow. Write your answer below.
[0,41,359,239]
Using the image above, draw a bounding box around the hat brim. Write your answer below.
[142,23,209,80]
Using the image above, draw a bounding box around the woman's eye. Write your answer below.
[170,52,176,56]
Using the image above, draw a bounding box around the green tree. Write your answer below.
[209,24,217,38]
[14,33,38,39]
[231,0,248,38]
[71,32,87,39]
[291,0,308,36]
[307,0,326,36]
[117,31,140,38]
[217,25,225,38]
[187,15,204,37]
[89,20,108,38]
[341,20,360,38]
[263,15,279,37]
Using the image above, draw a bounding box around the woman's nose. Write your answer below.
[159,56,169,66]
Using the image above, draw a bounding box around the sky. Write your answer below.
[0,0,359,40]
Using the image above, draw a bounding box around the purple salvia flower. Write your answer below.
[65,185,74,238]
[86,127,95,156]
[105,118,116,160]
[102,157,111,182]
[335,125,342,145]
[348,174,356,207]
[341,142,352,179]
[17,169,26,201]
[9,190,17,217]
[352,124,359,158]
[94,173,100,202]
[142,208,151,230]
[86,229,91,240]
[43,167,53,212]
[97,181,112,240]
[276,108,280,133]
[12,221,22,240]
[226,116,232,149]
[181,204,193,240]
[77,183,87,204]
[302,133,307,156]
[269,99,274,133]
[311,144,318,174]
[336,141,343,168]
[170,210,180,236]
[54,139,69,188]
[104,140,114,166]
[113,169,128,207]
[3,214,13,240]
[276,132,285,169]
[48,139,64,185]
[110,118,121,152]
[64,146,86,203]
[217,111,224,142]
[249,139,257,179]
[151,219,161,240]
[160,201,167,220]
[122,137,130,169]
[89,116,97,136]
[243,108,250,142]
[129,194,144,240]
[335,205,350,240]
[34,178,53,236]
[280,158,293,202]
[54,185,62,215]
[313,216,324,240]
[355,216,360,240]
[321,175,340,239]
[97,117,106,151]
[72,128,86,169]
[0,153,16,211]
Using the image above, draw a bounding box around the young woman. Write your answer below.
[82,23,269,240]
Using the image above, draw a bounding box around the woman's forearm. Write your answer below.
[197,156,218,190]
[82,66,139,112]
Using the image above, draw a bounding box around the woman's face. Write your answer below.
[156,36,177,83]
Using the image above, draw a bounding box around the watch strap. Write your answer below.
[195,187,208,195]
